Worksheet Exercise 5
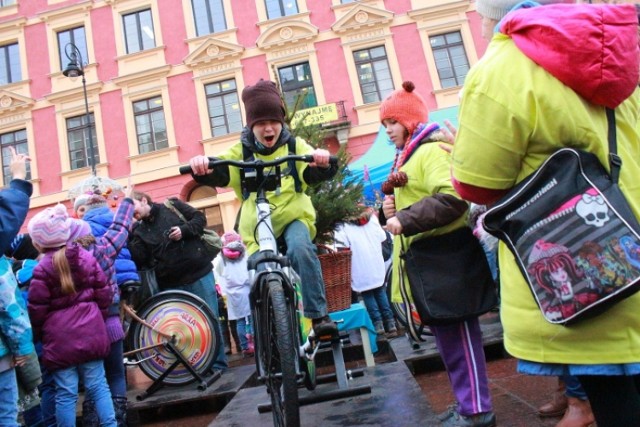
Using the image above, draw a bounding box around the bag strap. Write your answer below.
[605,107,621,185]
[163,199,187,223]
[398,237,426,343]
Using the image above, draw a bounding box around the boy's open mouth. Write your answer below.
[264,135,275,143]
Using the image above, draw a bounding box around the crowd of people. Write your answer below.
[2,1,640,427]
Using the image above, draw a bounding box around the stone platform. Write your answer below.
[210,361,437,427]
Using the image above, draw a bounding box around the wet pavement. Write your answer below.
[129,314,566,426]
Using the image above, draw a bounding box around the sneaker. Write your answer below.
[438,403,459,422]
[312,315,338,338]
[242,348,254,358]
[440,409,496,427]
[373,320,385,335]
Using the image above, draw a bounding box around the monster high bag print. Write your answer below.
[483,109,640,325]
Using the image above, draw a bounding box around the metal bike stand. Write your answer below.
[135,340,222,401]
[302,334,371,404]
[257,333,371,413]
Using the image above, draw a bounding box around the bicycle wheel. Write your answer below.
[260,278,300,427]
[128,290,221,386]
[385,263,432,338]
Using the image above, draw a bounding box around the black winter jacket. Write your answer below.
[128,198,213,289]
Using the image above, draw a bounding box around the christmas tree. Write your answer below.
[280,86,365,245]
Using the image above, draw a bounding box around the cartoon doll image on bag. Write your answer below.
[527,240,599,321]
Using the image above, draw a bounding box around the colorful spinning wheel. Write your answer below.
[129,290,220,385]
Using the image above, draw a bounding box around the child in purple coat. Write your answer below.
[27,204,116,427]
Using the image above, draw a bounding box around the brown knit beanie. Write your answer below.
[379,81,428,137]
[241,79,285,130]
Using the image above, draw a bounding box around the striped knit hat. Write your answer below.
[28,204,71,249]
[68,218,92,242]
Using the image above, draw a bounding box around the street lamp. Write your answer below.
[62,42,96,176]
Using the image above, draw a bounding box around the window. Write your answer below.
[353,46,393,104]
[190,185,224,235]
[67,113,99,171]
[430,32,470,89]
[0,0,16,7]
[205,79,242,137]
[1,129,30,185]
[134,96,168,154]
[265,0,298,19]
[123,9,155,54]
[278,62,317,110]
[0,42,21,85]
[57,27,88,71]
[192,0,227,36]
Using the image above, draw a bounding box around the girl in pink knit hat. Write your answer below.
[27,204,117,426]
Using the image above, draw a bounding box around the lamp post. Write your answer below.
[62,42,96,176]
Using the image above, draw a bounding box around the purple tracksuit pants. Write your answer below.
[431,317,493,416]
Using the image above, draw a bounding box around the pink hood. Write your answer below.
[500,4,639,109]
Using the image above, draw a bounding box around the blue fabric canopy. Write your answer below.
[347,106,459,205]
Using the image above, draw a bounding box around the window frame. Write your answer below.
[191,0,227,37]
[57,26,88,71]
[204,79,242,138]
[429,31,470,89]
[1,129,30,185]
[264,0,298,20]
[133,96,169,154]
[122,8,156,54]
[353,46,394,104]
[0,42,21,85]
[66,113,99,171]
[278,62,317,111]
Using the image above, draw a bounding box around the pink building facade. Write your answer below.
[0,0,489,231]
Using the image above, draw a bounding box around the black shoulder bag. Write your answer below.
[399,226,499,328]
[483,108,640,325]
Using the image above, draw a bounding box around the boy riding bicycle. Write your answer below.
[189,78,338,338]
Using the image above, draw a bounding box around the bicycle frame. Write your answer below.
[243,162,315,385]
[180,155,333,426]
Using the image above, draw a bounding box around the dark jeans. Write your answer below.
[360,285,394,323]
[577,374,640,427]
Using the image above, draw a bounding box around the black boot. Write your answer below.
[113,396,128,427]
[82,399,99,427]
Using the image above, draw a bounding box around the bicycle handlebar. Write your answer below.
[179,154,338,175]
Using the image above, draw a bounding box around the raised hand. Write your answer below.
[9,146,30,181]
[439,119,458,154]
[124,176,134,199]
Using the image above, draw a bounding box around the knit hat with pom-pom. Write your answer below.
[28,204,71,249]
[379,81,428,137]
[67,218,92,243]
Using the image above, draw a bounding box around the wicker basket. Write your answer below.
[317,245,352,312]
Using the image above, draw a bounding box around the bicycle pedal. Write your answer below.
[315,332,340,342]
